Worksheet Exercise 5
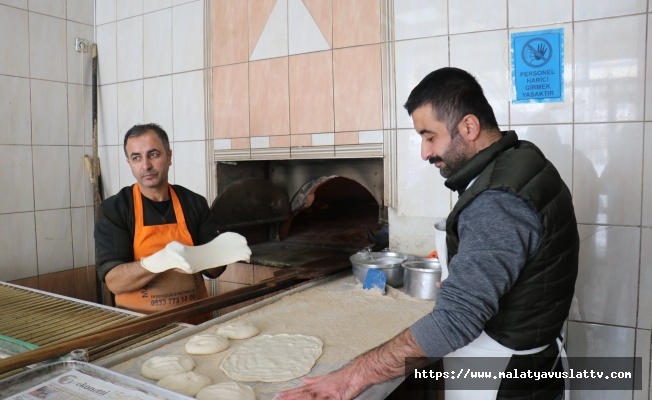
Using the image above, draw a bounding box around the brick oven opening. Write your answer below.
[280,176,385,249]
[210,159,386,268]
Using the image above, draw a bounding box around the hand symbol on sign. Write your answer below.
[526,43,549,63]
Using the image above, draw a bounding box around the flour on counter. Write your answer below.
[112,274,435,400]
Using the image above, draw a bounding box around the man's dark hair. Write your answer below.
[404,67,499,135]
[123,123,170,157]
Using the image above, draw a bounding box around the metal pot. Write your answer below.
[349,252,412,287]
[402,259,442,300]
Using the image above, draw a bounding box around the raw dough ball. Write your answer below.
[140,354,195,380]
[195,382,255,400]
[185,333,229,355]
[217,322,259,340]
[157,371,211,396]
[220,334,323,382]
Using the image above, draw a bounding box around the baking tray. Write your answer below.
[100,271,434,399]
[96,273,349,369]
[0,360,191,399]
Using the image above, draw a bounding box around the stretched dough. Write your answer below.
[181,232,251,273]
[195,382,255,400]
[216,322,259,340]
[141,232,252,274]
[220,334,323,382]
[185,333,229,355]
[140,354,195,380]
[157,371,211,396]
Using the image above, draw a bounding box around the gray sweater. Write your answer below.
[409,189,543,359]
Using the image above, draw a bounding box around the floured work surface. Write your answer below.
[110,274,435,399]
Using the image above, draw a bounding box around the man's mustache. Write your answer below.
[428,157,442,164]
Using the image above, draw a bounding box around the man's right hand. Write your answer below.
[140,241,192,273]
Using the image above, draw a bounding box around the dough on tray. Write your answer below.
[216,321,259,340]
[140,354,195,380]
[195,382,256,400]
[220,334,323,382]
[185,333,230,355]
[156,371,211,397]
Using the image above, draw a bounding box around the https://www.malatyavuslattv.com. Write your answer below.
[405,357,642,391]
[414,368,632,381]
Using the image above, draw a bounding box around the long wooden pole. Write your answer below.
[91,43,101,218]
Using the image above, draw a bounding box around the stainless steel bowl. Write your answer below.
[349,252,413,287]
[402,259,442,300]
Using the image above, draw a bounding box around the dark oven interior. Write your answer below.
[210,158,387,268]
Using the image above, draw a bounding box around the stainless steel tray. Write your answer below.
[0,360,191,399]
[100,272,428,400]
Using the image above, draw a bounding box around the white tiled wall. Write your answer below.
[95,0,210,203]
[450,30,511,125]
[172,70,205,141]
[143,8,172,78]
[388,1,652,397]
[574,15,646,123]
[0,1,651,394]
[0,75,31,145]
[394,0,447,40]
[573,123,643,225]
[117,80,144,135]
[171,1,203,73]
[508,0,572,27]
[143,75,174,135]
[394,36,448,130]
[116,16,144,82]
[0,1,94,284]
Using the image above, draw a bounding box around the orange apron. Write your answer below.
[115,184,210,324]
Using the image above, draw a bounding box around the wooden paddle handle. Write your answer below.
[0,273,302,375]
[0,259,351,375]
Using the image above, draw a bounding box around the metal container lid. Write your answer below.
[402,259,442,273]
[350,252,412,269]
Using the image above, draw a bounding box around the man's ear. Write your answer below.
[167,149,173,165]
[458,114,481,141]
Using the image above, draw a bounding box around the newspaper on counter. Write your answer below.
[5,370,163,400]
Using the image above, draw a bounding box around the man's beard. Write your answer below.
[429,131,470,178]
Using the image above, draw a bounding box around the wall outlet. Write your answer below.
[75,38,89,53]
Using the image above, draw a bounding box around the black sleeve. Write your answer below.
[174,186,222,279]
[174,185,219,245]
[94,187,136,282]
[94,185,220,282]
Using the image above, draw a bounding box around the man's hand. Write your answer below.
[274,367,365,400]
[276,329,427,400]
[140,241,192,273]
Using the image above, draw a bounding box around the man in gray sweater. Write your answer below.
[277,67,579,400]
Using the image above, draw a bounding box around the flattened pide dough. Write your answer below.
[185,333,229,355]
[216,322,259,340]
[140,232,251,274]
[157,371,211,396]
[220,334,322,382]
[195,382,255,400]
[140,354,195,380]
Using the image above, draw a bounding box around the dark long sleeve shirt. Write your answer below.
[94,184,219,282]
[409,189,543,359]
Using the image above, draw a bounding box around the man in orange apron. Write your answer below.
[94,123,225,324]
